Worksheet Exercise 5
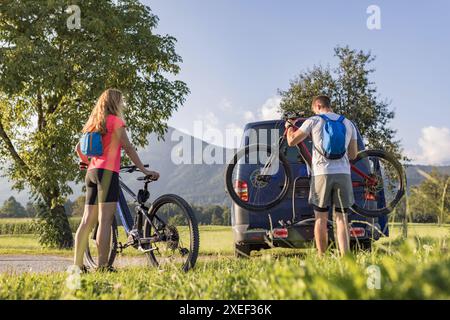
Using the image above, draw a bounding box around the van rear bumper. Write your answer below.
[233,219,381,248]
[233,219,329,248]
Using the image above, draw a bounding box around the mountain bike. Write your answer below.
[85,165,199,272]
[225,113,406,217]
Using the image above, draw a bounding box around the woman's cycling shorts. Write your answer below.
[85,168,119,205]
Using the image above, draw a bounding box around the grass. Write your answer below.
[0,239,448,299]
[0,225,234,256]
[0,222,449,299]
[1,221,447,256]
[388,223,450,238]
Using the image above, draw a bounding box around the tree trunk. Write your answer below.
[51,204,74,249]
[36,194,74,249]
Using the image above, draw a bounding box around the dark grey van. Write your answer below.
[231,119,388,257]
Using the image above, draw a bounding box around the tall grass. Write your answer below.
[0,238,448,299]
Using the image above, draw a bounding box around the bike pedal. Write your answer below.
[138,246,156,253]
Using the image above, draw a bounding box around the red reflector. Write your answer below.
[273,228,288,239]
[364,192,377,201]
[350,227,365,238]
[234,180,248,202]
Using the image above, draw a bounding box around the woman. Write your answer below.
[74,88,159,272]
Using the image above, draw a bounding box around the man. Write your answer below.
[285,96,358,256]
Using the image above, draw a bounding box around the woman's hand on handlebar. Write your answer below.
[142,169,160,180]
[79,161,88,170]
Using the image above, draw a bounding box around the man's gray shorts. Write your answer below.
[309,174,355,209]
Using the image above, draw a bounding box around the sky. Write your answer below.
[142,0,450,165]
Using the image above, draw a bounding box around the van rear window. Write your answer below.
[243,122,313,163]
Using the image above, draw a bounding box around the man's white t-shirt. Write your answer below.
[298,112,357,176]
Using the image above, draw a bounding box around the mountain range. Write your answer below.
[0,127,449,206]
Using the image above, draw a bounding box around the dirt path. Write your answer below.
[0,254,226,274]
[0,255,149,274]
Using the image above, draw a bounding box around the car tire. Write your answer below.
[235,244,252,258]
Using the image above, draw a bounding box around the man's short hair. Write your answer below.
[312,95,331,109]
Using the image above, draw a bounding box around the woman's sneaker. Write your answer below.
[80,265,90,274]
[67,265,89,274]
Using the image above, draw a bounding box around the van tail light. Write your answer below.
[350,227,365,238]
[273,228,288,239]
[234,180,248,202]
[364,192,377,201]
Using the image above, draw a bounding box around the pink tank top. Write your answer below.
[88,114,125,173]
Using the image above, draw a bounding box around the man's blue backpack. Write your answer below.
[80,132,103,157]
[316,114,347,160]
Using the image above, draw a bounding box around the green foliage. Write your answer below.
[25,202,37,217]
[127,202,231,226]
[0,196,27,218]
[0,238,448,299]
[0,217,80,235]
[408,168,450,224]
[193,205,231,226]
[71,196,86,217]
[0,219,35,235]
[279,45,403,160]
[31,202,75,248]
[0,0,189,247]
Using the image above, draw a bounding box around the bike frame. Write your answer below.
[283,122,377,188]
[116,180,136,233]
[116,174,165,248]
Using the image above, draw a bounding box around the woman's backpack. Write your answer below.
[80,132,103,157]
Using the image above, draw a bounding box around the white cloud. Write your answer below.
[182,95,283,149]
[199,111,219,131]
[225,122,244,137]
[225,123,244,149]
[407,126,450,165]
[219,98,233,111]
[259,96,282,120]
[237,95,283,123]
[243,111,255,122]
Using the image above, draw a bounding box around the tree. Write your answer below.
[222,206,231,226]
[0,1,189,248]
[279,45,403,160]
[64,199,73,216]
[71,196,86,217]
[209,206,224,225]
[0,196,27,217]
[25,201,37,217]
[408,168,450,224]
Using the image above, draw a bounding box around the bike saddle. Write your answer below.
[283,111,305,120]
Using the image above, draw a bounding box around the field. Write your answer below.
[0,219,449,299]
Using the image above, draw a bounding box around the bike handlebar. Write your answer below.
[120,164,149,173]
[282,111,305,120]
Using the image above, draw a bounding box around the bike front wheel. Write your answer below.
[143,194,199,272]
[225,144,292,211]
[350,149,406,217]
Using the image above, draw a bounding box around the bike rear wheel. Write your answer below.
[143,194,199,272]
[225,144,292,211]
[84,218,118,269]
[350,149,406,217]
